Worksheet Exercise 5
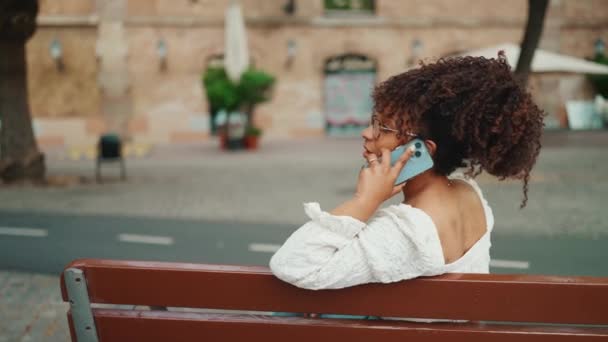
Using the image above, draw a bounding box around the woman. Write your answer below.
[270,53,544,291]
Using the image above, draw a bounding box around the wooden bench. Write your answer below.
[61,258,608,341]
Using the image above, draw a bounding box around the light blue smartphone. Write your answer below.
[390,138,434,185]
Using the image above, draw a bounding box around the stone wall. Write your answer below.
[38,0,96,16]
[26,0,608,150]
[27,28,100,118]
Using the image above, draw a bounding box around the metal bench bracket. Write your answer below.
[64,268,99,342]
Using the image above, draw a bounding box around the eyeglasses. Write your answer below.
[371,115,417,139]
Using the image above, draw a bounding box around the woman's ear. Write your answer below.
[424,140,437,157]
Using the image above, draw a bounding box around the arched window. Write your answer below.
[323,54,376,137]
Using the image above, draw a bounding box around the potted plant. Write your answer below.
[203,66,275,150]
[244,126,262,150]
[203,68,240,150]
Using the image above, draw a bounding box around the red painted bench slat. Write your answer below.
[67,309,608,342]
[61,259,608,325]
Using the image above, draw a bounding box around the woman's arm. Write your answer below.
[269,148,419,290]
[330,197,380,222]
[269,203,443,289]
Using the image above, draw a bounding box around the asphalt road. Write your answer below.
[1,210,607,277]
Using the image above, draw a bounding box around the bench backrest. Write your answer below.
[61,258,608,342]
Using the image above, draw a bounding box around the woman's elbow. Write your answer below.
[269,255,327,290]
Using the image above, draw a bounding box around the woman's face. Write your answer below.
[361,114,406,157]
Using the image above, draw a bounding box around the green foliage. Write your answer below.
[239,69,275,107]
[202,67,240,112]
[245,125,263,137]
[589,54,608,98]
[202,67,275,112]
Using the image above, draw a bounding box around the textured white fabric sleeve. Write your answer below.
[269,202,444,290]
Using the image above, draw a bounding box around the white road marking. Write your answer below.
[249,243,280,253]
[117,234,174,246]
[0,227,48,237]
[490,259,530,270]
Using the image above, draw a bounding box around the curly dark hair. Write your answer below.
[372,53,545,208]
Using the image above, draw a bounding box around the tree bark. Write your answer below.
[0,0,45,183]
[514,0,549,86]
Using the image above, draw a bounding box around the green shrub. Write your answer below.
[202,67,275,112]
[245,125,263,137]
[202,67,240,112]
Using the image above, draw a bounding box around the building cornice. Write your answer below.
[36,15,606,30]
[37,15,99,27]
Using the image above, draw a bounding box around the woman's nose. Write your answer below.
[361,125,373,140]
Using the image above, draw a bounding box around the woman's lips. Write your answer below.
[363,146,372,157]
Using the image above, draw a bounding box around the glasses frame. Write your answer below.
[371,115,417,139]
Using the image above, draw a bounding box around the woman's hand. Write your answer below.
[357,146,415,206]
[329,146,414,222]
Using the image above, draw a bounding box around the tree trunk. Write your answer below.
[0,0,45,183]
[514,0,549,86]
[0,41,45,182]
[245,103,254,129]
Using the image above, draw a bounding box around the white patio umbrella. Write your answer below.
[224,0,250,83]
[221,1,250,142]
[461,43,608,75]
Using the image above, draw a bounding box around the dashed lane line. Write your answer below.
[490,259,530,270]
[117,233,174,246]
[249,243,281,253]
[0,227,48,237]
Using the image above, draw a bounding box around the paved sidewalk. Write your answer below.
[4,134,608,235]
[0,272,68,342]
[1,131,608,341]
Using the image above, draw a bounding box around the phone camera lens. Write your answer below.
[415,142,421,148]
[415,151,421,158]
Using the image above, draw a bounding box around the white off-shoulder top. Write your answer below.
[270,174,494,290]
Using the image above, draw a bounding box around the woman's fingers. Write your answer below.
[364,152,380,167]
[390,182,407,196]
[380,148,391,168]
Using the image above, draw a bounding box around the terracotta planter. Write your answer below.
[244,135,260,150]
[219,134,228,150]
[219,134,245,150]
